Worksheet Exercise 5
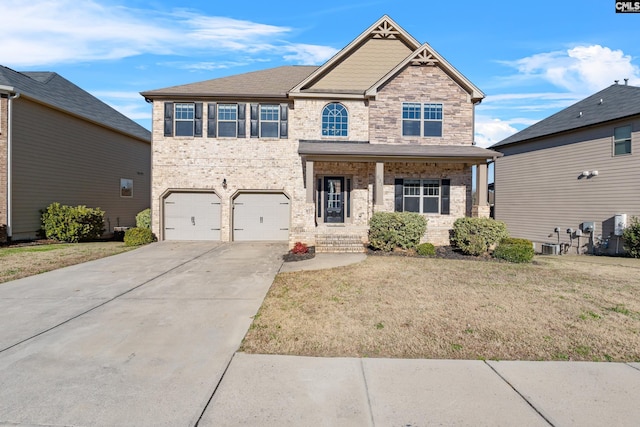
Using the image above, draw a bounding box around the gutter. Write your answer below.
[1,85,19,239]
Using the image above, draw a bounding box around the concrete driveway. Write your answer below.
[0,241,286,427]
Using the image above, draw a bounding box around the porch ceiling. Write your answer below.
[298,141,502,163]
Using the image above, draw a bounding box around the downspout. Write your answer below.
[6,91,20,239]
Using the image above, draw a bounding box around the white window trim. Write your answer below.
[613,125,632,156]
[321,102,349,137]
[259,104,280,138]
[401,102,443,138]
[174,103,195,137]
[218,104,238,138]
[403,179,441,214]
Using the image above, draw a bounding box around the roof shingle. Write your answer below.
[141,66,318,98]
[0,65,150,142]
[492,84,640,148]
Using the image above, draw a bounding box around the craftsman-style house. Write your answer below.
[141,15,501,251]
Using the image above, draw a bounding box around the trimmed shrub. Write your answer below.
[622,216,640,258]
[369,212,428,251]
[493,238,535,263]
[450,217,509,256]
[416,242,436,257]
[124,227,156,246]
[135,208,151,229]
[41,202,105,243]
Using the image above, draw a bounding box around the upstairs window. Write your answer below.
[402,102,443,137]
[322,103,348,137]
[260,105,280,138]
[175,103,195,136]
[217,104,238,137]
[164,102,202,137]
[614,125,632,156]
[250,104,288,139]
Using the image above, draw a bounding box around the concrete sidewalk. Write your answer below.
[201,354,640,426]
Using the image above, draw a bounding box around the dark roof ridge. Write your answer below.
[492,84,640,148]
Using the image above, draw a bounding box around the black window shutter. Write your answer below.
[207,103,216,137]
[441,179,450,215]
[164,102,173,136]
[280,103,288,138]
[394,179,404,212]
[237,103,246,138]
[194,103,203,137]
[250,103,259,138]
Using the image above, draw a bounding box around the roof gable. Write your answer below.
[492,84,640,148]
[365,43,485,102]
[0,65,150,142]
[289,15,421,96]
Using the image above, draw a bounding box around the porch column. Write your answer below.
[305,160,314,203]
[472,162,490,218]
[375,162,384,207]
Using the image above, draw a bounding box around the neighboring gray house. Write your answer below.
[141,16,501,251]
[492,82,640,254]
[0,65,151,242]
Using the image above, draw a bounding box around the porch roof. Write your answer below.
[298,141,502,163]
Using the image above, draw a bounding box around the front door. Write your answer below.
[324,177,344,223]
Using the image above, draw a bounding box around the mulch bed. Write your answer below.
[367,245,497,262]
[282,246,316,262]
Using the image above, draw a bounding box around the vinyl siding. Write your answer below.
[11,98,151,239]
[308,38,413,92]
[494,117,640,252]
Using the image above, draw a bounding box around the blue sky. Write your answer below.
[2,0,640,147]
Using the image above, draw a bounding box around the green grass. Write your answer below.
[0,245,68,256]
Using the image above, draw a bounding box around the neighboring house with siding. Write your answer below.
[491,82,640,255]
[141,16,501,251]
[0,65,151,242]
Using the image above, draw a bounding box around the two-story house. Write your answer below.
[1,65,151,242]
[492,82,640,255]
[141,16,501,251]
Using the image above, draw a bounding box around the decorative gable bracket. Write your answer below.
[371,20,400,39]
[410,48,439,66]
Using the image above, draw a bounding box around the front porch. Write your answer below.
[298,141,501,252]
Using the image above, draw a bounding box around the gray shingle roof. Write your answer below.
[0,65,150,142]
[299,141,502,161]
[492,84,640,148]
[141,66,319,99]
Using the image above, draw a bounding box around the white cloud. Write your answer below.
[0,0,337,67]
[474,116,537,148]
[504,45,640,93]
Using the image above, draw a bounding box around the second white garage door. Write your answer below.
[233,193,290,241]
[164,192,221,240]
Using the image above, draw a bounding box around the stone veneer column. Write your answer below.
[375,162,384,207]
[473,163,489,218]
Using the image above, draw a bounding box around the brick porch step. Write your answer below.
[315,234,366,253]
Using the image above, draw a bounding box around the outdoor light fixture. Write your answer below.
[222,178,227,188]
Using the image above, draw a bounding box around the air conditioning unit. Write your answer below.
[541,243,560,255]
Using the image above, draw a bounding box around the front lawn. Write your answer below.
[241,256,640,361]
[0,241,134,283]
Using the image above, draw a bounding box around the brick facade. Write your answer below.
[369,65,474,145]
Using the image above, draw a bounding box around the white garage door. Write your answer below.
[233,193,290,241]
[164,192,221,240]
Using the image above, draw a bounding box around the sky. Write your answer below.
[2,0,640,148]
